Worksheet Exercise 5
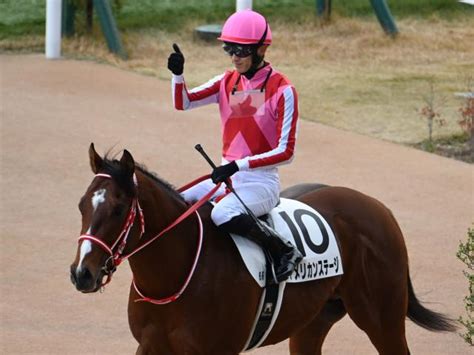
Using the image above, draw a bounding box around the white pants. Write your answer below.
[182,170,280,226]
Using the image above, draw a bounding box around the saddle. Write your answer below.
[230,197,343,287]
[232,197,343,352]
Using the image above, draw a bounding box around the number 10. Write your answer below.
[279,209,329,256]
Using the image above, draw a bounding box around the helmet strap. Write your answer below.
[243,23,268,79]
[243,52,264,79]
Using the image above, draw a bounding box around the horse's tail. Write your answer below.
[406,270,457,332]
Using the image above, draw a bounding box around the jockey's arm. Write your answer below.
[172,73,224,111]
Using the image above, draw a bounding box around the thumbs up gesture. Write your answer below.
[167,43,185,75]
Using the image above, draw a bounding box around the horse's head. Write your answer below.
[70,143,138,293]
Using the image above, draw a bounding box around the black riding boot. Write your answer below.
[247,223,303,284]
[219,214,303,284]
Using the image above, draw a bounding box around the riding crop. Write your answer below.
[194,144,273,238]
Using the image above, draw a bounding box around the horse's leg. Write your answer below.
[336,227,410,355]
[304,188,412,355]
[135,344,152,355]
[132,323,172,355]
[344,297,409,355]
[338,260,410,353]
[289,299,346,355]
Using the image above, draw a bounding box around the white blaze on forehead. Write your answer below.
[78,239,92,269]
[92,188,106,211]
[77,227,93,272]
[76,189,107,272]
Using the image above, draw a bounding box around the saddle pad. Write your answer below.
[230,198,343,288]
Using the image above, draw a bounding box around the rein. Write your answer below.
[77,173,222,304]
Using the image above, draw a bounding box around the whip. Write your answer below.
[194,144,269,233]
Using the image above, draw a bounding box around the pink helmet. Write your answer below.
[218,10,272,45]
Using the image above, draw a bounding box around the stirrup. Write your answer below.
[274,263,296,283]
[267,263,279,286]
[262,249,279,286]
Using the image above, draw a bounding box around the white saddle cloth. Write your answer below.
[230,198,343,288]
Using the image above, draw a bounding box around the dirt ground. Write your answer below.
[1,54,473,354]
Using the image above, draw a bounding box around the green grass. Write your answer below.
[0,0,46,37]
[335,0,471,18]
[1,0,472,39]
[413,132,472,163]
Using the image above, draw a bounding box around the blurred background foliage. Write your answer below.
[1,0,472,38]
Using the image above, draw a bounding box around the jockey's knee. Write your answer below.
[210,205,229,227]
[217,214,254,235]
[211,202,240,227]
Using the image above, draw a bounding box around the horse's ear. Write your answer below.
[120,149,135,178]
[89,143,103,174]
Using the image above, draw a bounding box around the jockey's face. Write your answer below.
[232,53,253,74]
[231,45,267,74]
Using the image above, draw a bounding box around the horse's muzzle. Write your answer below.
[70,264,101,293]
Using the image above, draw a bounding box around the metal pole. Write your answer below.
[316,0,332,20]
[46,0,62,59]
[61,0,75,37]
[93,0,127,59]
[369,0,398,36]
[236,0,252,11]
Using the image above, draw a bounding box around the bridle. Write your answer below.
[77,173,221,304]
[78,173,145,287]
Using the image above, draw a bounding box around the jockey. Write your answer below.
[167,9,302,284]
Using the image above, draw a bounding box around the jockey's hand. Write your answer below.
[167,43,185,75]
[211,161,239,184]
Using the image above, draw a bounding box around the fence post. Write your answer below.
[369,0,398,36]
[316,0,332,20]
[93,0,127,59]
[236,0,253,11]
[46,0,62,59]
[61,0,75,37]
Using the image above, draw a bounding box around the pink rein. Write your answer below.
[77,173,221,305]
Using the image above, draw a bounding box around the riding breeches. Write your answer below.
[181,170,280,226]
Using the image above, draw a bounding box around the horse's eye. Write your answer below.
[113,205,125,217]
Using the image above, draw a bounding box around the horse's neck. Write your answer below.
[139,176,187,232]
[128,173,198,297]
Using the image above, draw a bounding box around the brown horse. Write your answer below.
[70,144,455,355]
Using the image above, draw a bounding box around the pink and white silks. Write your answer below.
[171,64,299,226]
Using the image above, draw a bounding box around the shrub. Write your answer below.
[457,226,474,345]
[457,76,474,149]
[418,79,446,151]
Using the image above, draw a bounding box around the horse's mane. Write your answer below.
[101,156,186,204]
[136,164,187,204]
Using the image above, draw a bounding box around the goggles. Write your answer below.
[222,42,256,58]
